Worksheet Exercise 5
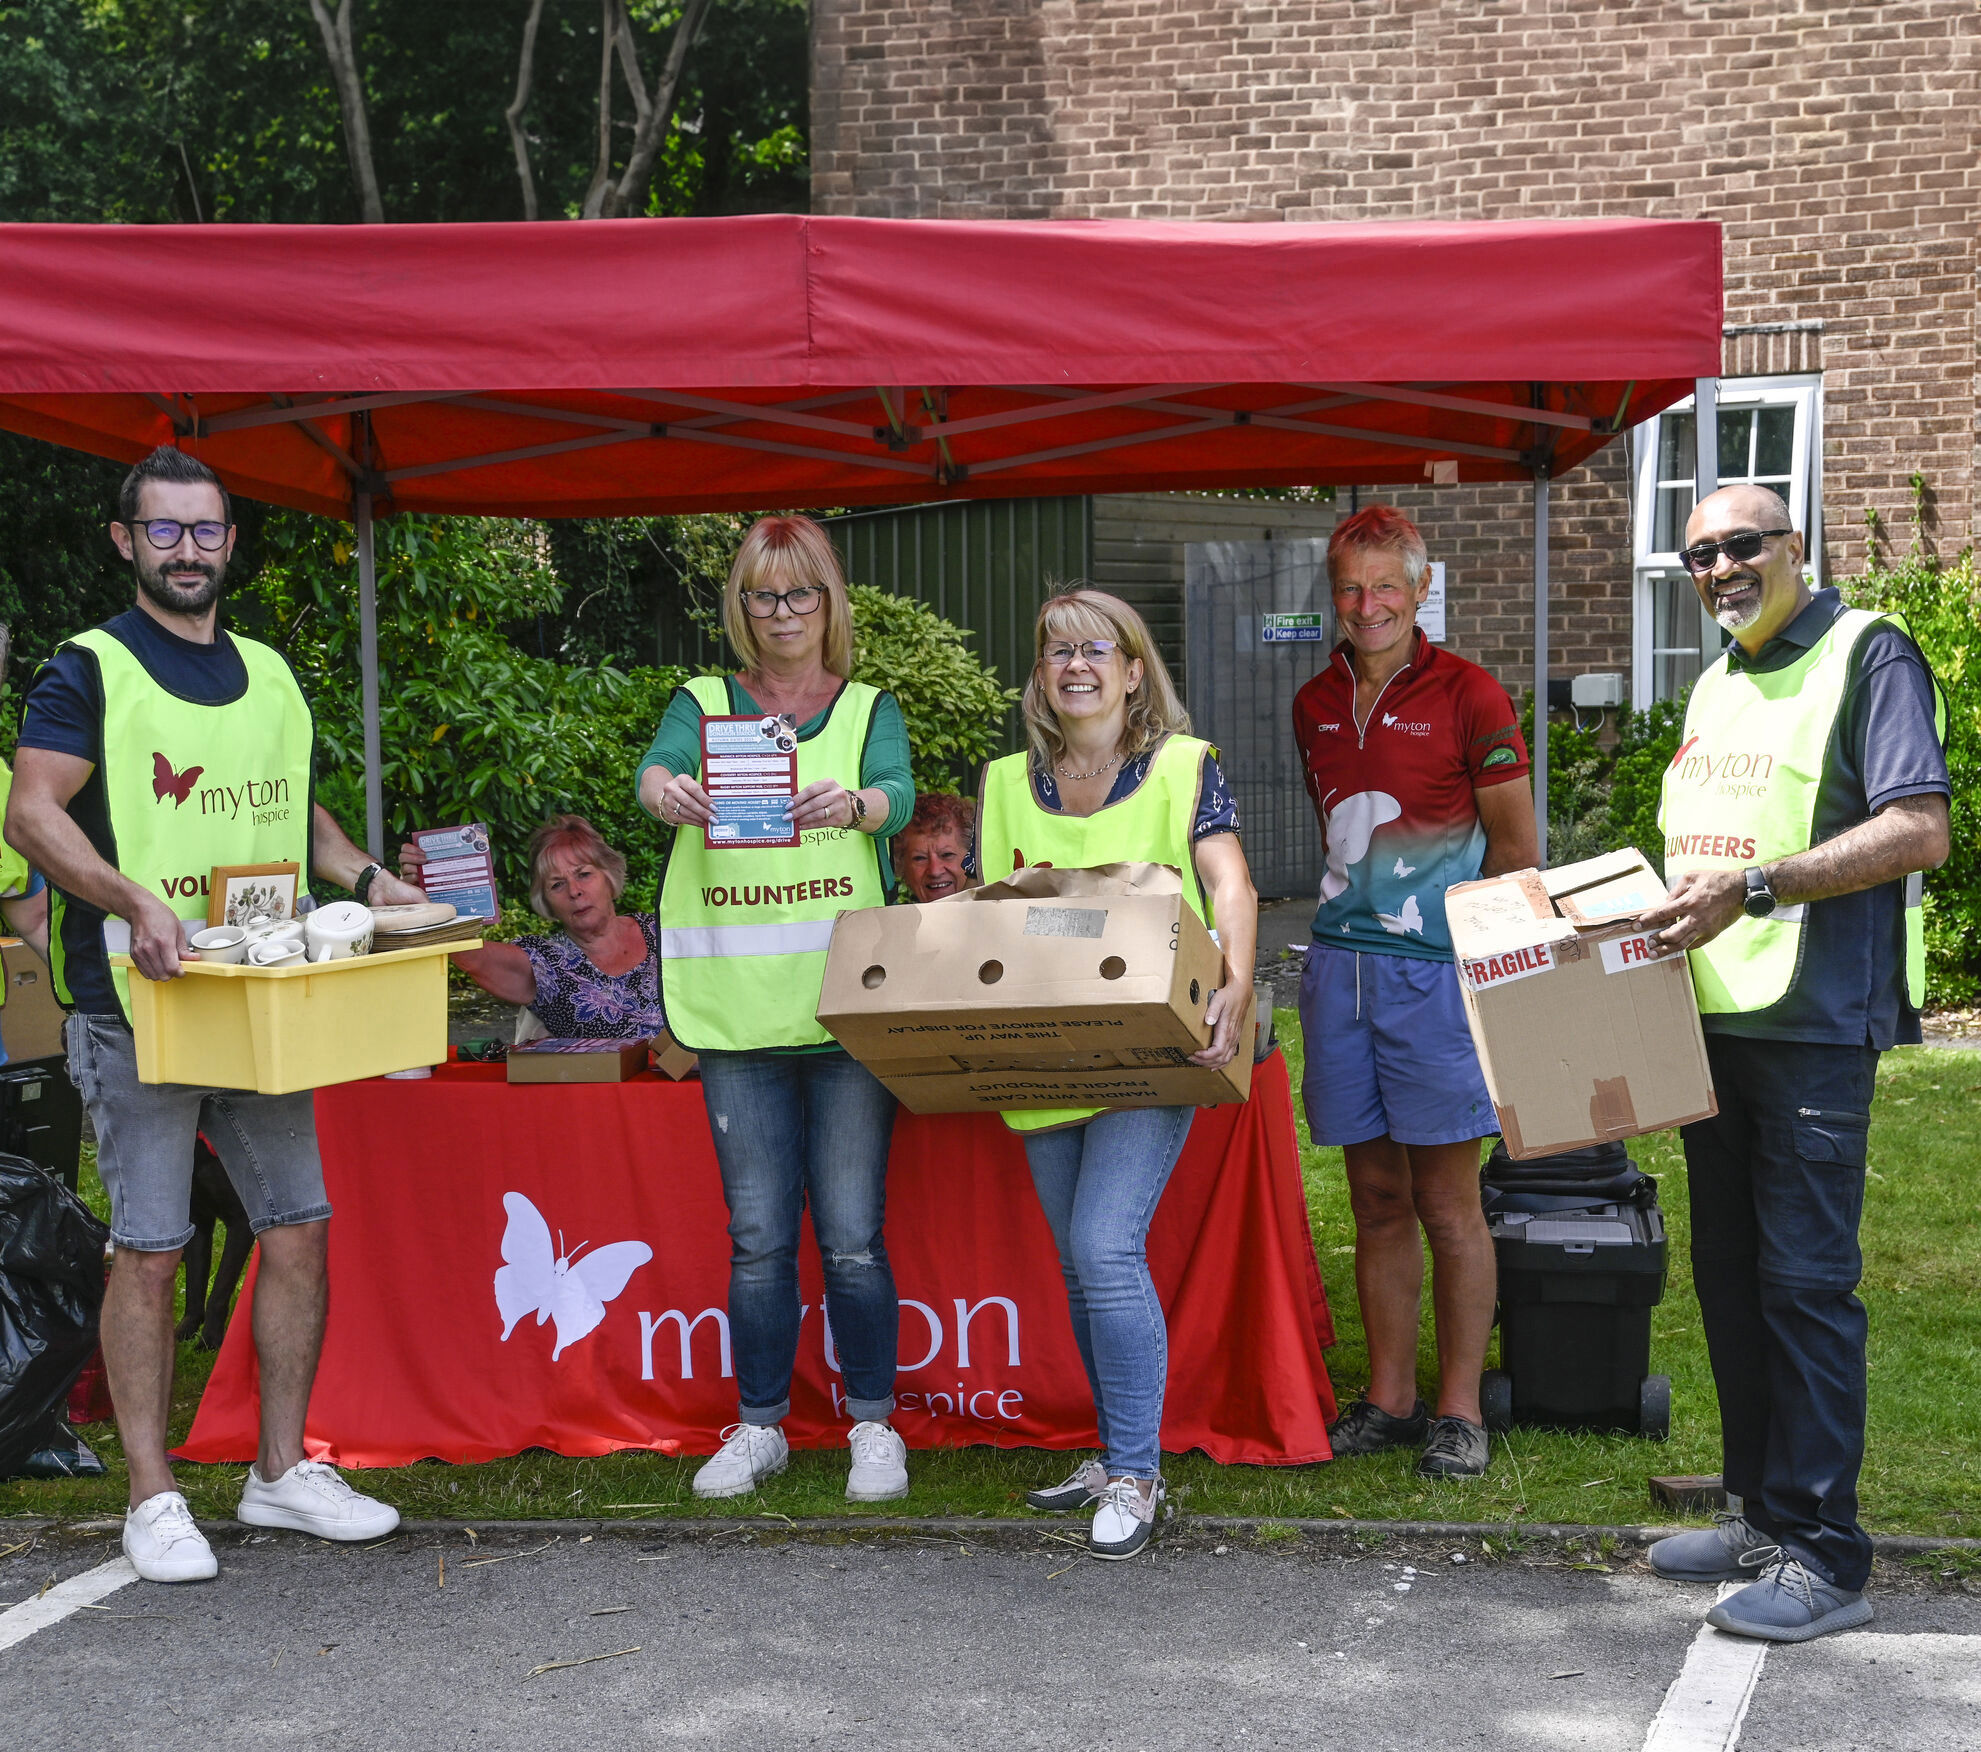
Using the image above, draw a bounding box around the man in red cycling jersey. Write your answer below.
[1292,506,1536,1480]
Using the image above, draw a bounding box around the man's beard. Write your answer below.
[135,553,226,616]
[1710,572,1765,633]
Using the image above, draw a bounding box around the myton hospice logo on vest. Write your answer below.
[1663,733,1769,864]
[152,749,296,825]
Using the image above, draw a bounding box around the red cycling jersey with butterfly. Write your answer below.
[1290,633,1530,961]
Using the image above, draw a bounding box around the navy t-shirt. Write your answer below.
[18,609,262,1017]
[1700,589,1949,1050]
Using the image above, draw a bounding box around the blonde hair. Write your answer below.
[527,815,628,917]
[722,515,854,678]
[1021,587,1190,774]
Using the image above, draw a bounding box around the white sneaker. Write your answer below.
[845,1420,909,1502]
[238,1459,400,1541]
[122,1490,218,1583]
[1089,1475,1166,1561]
[693,1423,789,1499]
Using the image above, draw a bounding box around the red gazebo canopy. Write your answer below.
[0,214,1721,519]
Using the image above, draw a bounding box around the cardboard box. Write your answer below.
[648,1028,699,1081]
[1446,849,1715,1160]
[507,1037,652,1084]
[0,939,66,1064]
[818,863,1255,1113]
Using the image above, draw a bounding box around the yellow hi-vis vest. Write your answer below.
[0,759,34,1013]
[977,734,1217,1131]
[1659,606,1946,1015]
[49,626,315,1021]
[658,674,891,1051]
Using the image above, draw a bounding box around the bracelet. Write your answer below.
[354,862,383,905]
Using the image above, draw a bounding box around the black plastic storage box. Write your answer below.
[1480,1139,1671,1438]
[0,1056,84,1193]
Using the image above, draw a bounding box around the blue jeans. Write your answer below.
[696,1048,900,1426]
[1683,1033,1878,1590]
[1022,1105,1196,1478]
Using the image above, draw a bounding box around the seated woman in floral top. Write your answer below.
[400,815,663,1040]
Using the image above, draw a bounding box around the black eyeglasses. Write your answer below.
[741,585,824,619]
[1679,528,1791,574]
[129,518,231,552]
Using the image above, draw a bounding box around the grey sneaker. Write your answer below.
[1649,1513,1775,1582]
[1026,1457,1107,1513]
[1327,1397,1431,1457]
[1089,1476,1166,1561]
[1707,1550,1875,1643]
[1415,1415,1490,1479]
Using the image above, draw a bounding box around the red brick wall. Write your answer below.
[812,1,1980,697]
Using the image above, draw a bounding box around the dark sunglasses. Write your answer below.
[1679,528,1791,574]
[129,518,231,552]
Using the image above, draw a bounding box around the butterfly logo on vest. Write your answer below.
[152,752,204,807]
[494,1191,652,1361]
[1669,734,1701,770]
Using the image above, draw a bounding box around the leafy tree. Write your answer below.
[1847,553,1978,1006]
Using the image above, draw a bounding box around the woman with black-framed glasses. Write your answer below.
[635,515,916,1506]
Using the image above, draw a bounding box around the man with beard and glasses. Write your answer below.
[6,446,428,1584]
[1636,483,1948,1642]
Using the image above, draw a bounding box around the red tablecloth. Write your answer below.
[181,1052,1335,1467]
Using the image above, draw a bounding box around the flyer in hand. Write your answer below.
[410,822,500,921]
[699,713,800,850]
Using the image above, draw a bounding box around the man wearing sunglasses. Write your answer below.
[5,445,428,1584]
[1638,483,1949,1642]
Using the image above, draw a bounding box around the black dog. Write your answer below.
[176,1136,254,1350]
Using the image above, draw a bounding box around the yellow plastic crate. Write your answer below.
[116,938,478,1094]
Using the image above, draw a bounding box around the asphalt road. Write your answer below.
[2,1526,1975,1751]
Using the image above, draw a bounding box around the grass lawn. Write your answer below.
[7,1018,1977,1536]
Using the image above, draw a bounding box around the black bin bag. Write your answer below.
[0,1152,110,1476]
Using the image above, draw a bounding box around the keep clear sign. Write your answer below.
[700,713,800,849]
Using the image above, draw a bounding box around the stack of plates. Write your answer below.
[367,901,483,950]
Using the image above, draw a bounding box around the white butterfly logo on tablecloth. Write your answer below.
[493,1192,653,1361]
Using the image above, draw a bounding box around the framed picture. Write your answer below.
[208,863,301,929]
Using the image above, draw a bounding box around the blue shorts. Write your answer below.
[1296,943,1495,1148]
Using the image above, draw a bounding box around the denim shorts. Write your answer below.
[1297,943,1495,1148]
[65,1011,330,1253]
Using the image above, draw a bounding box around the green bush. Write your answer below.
[847,582,1017,796]
[1845,553,1979,1007]
[1520,693,1688,869]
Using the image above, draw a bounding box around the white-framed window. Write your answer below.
[1629,374,1823,707]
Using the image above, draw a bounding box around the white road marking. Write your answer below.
[1640,1585,1767,1752]
[0,1556,140,1653]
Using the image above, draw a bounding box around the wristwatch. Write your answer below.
[354,862,384,905]
[849,791,868,826]
[1742,866,1778,919]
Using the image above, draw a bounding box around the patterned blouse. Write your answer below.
[516,913,666,1040]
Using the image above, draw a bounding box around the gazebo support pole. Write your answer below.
[1692,374,1719,519]
[355,489,384,859]
[1532,464,1550,868]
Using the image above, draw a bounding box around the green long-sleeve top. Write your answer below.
[635,675,916,838]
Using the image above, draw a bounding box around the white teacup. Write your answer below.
[188,926,249,965]
[248,938,305,968]
[306,900,374,964]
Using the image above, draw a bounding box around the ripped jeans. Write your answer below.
[696,1047,900,1426]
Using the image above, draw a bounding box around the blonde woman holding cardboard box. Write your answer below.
[976,588,1258,1560]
